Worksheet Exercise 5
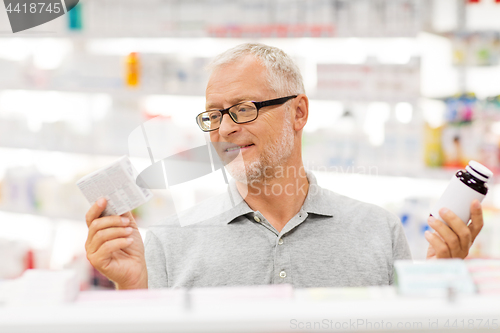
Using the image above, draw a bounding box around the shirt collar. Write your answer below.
[221,170,335,225]
[301,171,336,217]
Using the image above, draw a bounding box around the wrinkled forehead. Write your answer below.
[207,56,269,87]
[205,57,274,109]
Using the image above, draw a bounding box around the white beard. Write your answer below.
[225,113,295,184]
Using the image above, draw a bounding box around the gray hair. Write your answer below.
[207,43,305,96]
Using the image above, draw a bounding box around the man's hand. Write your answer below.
[425,200,484,259]
[85,198,148,289]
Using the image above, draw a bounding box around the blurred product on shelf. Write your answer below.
[1,166,41,214]
[484,95,500,116]
[0,239,31,279]
[125,52,140,87]
[481,95,500,170]
[67,1,83,31]
[444,93,477,124]
[467,259,500,294]
[303,101,423,177]
[398,197,432,260]
[395,259,476,296]
[470,208,500,259]
[0,239,53,279]
[424,124,445,167]
[442,93,481,168]
[422,93,500,173]
[316,58,421,102]
[395,259,500,296]
[1,269,80,306]
[452,32,500,67]
[441,122,481,169]
[0,165,87,220]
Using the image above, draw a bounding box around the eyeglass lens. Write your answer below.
[199,102,258,131]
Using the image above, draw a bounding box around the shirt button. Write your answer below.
[279,271,286,278]
[254,216,261,223]
[278,238,284,245]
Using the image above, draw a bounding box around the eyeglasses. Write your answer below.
[196,95,298,132]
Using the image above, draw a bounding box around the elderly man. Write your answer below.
[85,43,484,290]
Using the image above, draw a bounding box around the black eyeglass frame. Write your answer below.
[196,95,298,132]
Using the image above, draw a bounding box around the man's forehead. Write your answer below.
[204,56,272,109]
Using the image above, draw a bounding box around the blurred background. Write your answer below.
[1,0,500,289]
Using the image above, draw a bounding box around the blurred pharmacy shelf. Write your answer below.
[2,283,500,333]
[0,0,422,39]
[0,0,497,40]
[0,34,498,99]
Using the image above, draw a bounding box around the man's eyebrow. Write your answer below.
[205,97,256,110]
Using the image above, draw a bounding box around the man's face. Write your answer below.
[205,56,295,183]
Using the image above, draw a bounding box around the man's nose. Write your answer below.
[218,114,239,137]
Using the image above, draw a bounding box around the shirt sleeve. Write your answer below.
[388,213,412,285]
[144,229,168,288]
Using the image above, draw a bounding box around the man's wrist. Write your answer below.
[115,280,148,290]
[115,269,148,290]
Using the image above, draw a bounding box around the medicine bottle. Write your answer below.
[430,160,493,224]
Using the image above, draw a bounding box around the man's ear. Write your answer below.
[293,94,309,132]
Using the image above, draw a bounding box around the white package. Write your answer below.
[6,269,79,306]
[76,156,153,216]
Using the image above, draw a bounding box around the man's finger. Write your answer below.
[425,231,451,258]
[469,200,484,243]
[439,208,471,253]
[87,227,134,254]
[427,216,462,257]
[120,211,138,228]
[85,198,107,227]
[92,238,134,264]
[87,215,131,246]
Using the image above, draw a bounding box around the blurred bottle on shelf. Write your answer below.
[0,238,52,279]
[469,208,500,259]
[125,52,140,87]
[0,240,29,279]
[67,1,83,31]
[1,166,41,214]
[424,124,445,167]
[399,197,433,260]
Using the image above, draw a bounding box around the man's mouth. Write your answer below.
[225,144,254,152]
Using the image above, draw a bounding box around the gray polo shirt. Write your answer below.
[144,172,412,288]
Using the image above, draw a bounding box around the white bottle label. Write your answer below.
[430,176,485,224]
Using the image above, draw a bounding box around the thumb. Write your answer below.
[85,198,108,227]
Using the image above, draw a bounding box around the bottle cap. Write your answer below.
[466,160,493,182]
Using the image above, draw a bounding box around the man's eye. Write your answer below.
[210,114,219,120]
